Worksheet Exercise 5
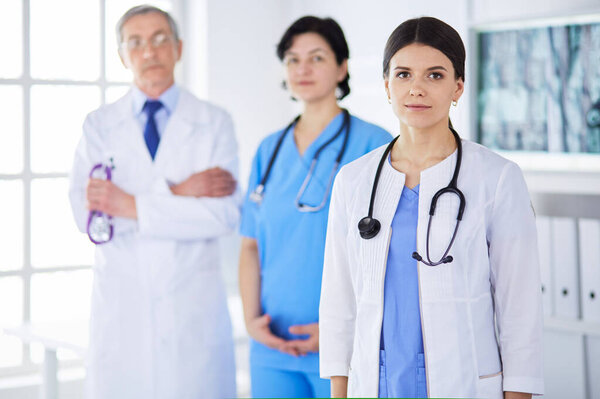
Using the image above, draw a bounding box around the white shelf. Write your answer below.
[544,317,600,337]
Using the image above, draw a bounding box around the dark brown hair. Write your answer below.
[277,16,351,100]
[382,17,465,81]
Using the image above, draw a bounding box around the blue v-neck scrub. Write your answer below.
[378,183,428,398]
[241,112,391,398]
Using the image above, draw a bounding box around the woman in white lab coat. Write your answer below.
[319,17,544,399]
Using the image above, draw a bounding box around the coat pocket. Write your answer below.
[347,362,356,397]
[416,353,427,398]
[477,371,503,399]
[378,350,388,398]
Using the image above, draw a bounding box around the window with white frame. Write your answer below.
[0,0,172,377]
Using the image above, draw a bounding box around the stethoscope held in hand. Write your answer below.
[87,163,114,245]
[358,127,465,266]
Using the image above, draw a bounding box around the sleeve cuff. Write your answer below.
[319,361,350,379]
[503,376,544,395]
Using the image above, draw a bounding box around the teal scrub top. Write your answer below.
[240,112,391,372]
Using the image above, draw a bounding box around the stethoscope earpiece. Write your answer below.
[358,216,381,239]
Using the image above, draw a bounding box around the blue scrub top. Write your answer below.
[379,182,427,398]
[241,112,391,373]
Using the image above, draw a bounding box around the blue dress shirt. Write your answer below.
[131,84,180,137]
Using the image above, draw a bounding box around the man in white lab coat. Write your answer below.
[68,5,238,398]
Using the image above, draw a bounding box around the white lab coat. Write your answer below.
[69,88,239,399]
[319,140,544,398]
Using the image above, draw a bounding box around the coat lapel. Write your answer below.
[417,148,460,300]
[152,91,197,170]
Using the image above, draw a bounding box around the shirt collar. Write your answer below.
[131,84,180,116]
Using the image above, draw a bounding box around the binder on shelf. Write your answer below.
[551,218,580,320]
[586,336,600,399]
[536,216,553,317]
[578,219,600,323]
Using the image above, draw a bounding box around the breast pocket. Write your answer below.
[355,226,391,301]
[103,146,143,191]
[163,134,214,184]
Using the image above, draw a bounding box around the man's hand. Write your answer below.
[281,322,320,357]
[170,167,236,198]
[245,314,287,351]
[87,179,137,219]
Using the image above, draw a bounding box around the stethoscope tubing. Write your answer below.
[359,127,465,267]
[251,109,351,212]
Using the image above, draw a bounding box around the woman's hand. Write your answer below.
[505,392,532,399]
[245,314,287,351]
[240,239,290,350]
[281,322,320,356]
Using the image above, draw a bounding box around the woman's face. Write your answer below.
[385,43,464,130]
[283,32,347,104]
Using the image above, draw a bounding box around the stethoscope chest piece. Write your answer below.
[358,216,381,239]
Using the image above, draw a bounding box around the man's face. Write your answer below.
[118,12,182,93]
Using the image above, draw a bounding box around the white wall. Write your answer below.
[193,0,471,187]
[203,0,296,185]
[468,0,600,23]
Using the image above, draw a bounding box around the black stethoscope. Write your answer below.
[250,109,351,212]
[357,127,465,266]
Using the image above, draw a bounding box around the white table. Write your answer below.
[3,321,88,399]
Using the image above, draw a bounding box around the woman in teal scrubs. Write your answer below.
[239,16,391,398]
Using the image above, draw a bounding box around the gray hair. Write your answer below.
[116,4,180,45]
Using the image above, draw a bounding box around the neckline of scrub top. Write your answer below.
[404,183,420,197]
[384,142,459,182]
[290,110,346,162]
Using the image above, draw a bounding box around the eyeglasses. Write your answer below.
[120,32,174,52]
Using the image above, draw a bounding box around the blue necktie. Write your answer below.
[143,100,163,160]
